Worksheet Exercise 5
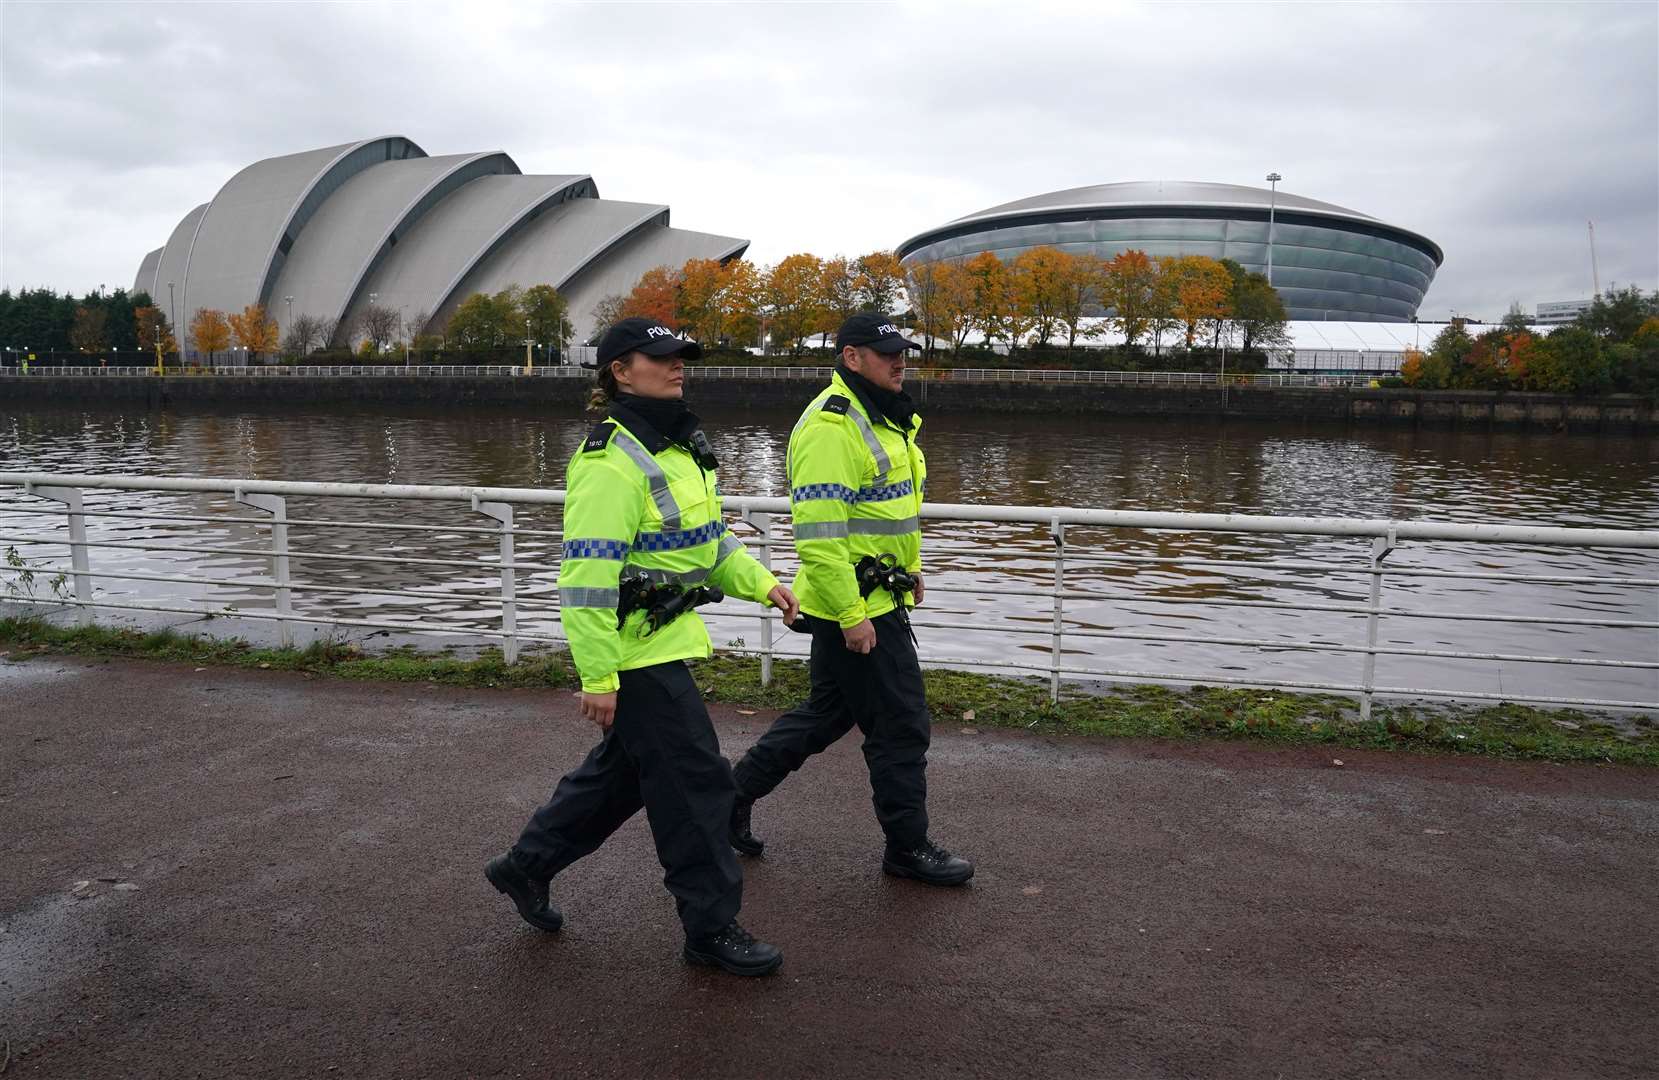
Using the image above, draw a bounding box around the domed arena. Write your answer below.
[896,181,1443,322]
[131,135,747,353]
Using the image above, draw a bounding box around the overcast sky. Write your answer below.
[2,0,1654,323]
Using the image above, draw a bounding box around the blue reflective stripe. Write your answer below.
[853,479,913,503]
[791,479,913,504]
[562,538,630,560]
[792,483,857,503]
[631,520,726,552]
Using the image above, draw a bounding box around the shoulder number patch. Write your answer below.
[583,421,615,452]
[821,395,850,415]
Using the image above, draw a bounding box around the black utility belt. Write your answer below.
[855,554,916,598]
[616,574,723,636]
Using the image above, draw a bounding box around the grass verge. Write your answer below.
[4,615,1654,766]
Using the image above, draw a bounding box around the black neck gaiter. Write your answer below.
[613,392,696,443]
[837,363,916,431]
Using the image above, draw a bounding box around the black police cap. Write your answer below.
[836,312,921,354]
[596,317,703,366]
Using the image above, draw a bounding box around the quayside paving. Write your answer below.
[2,656,1655,1079]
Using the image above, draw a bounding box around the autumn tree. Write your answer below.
[189,308,230,362]
[69,305,109,353]
[765,253,826,355]
[1162,255,1233,348]
[678,258,729,345]
[819,257,861,344]
[1099,250,1158,350]
[905,261,947,355]
[620,267,683,328]
[521,285,573,353]
[1010,247,1077,349]
[228,304,280,360]
[964,251,1026,351]
[854,251,906,315]
[1056,253,1099,348]
[722,259,765,347]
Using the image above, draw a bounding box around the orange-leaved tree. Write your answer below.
[1011,246,1073,348]
[965,251,1022,351]
[765,253,826,355]
[1162,255,1232,347]
[1099,250,1158,350]
[678,258,730,345]
[854,250,906,316]
[819,257,861,344]
[621,266,683,328]
[190,308,231,362]
[229,304,280,360]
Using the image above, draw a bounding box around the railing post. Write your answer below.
[28,484,93,610]
[1360,528,1397,723]
[473,495,518,664]
[746,509,774,687]
[1050,516,1065,705]
[235,491,293,646]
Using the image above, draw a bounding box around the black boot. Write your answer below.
[729,795,764,857]
[684,920,783,976]
[882,838,974,886]
[484,852,564,932]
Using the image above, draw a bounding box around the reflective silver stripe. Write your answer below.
[784,404,816,478]
[610,428,681,530]
[843,407,893,483]
[794,521,850,540]
[847,516,920,535]
[713,531,743,566]
[559,586,620,608]
[620,565,709,586]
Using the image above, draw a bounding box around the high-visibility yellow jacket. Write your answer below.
[787,370,926,628]
[558,408,780,694]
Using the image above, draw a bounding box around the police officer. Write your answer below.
[486,317,800,976]
[728,313,973,886]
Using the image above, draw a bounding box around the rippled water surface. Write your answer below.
[2,403,1656,706]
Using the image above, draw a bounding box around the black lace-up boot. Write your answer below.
[484,852,564,932]
[882,838,975,886]
[683,920,783,976]
[729,795,764,856]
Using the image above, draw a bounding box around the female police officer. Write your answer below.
[485,317,799,977]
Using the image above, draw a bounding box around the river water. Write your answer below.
[2,402,1656,708]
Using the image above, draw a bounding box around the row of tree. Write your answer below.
[602,248,1290,358]
[1399,287,1659,395]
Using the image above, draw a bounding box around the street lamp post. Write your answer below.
[1264,173,1282,287]
[284,295,294,340]
[167,281,177,340]
[524,318,534,375]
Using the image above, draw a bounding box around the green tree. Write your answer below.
[445,289,521,351]
[1578,286,1658,341]
[521,284,573,354]
[1229,269,1290,355]
[1529,326,1611,395]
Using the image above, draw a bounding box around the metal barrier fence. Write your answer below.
[0,365,1382,388]
[1,472,1654,717]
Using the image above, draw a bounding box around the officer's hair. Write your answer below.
[587,355,634,411]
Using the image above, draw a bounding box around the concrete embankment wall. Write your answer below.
[5,374,1656,432]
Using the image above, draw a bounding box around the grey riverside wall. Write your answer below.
[3,375,1656,432]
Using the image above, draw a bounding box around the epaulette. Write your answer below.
[583,421,615,452]
[821,395,850,415]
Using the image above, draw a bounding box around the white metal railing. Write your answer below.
[1,472,1655,717]
[0,365,1383,388]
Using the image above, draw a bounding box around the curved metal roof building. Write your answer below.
[132,136,747,350]
[895,181,1443,322]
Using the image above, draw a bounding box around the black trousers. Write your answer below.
[510,661,742,940]
[732,608,930,848]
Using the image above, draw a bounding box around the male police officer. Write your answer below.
[728,313,973,886]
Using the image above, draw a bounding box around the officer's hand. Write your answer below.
[843,619,877,654]
[767,584,800,626]
[578,691,617,730]
[911,573,924,606]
